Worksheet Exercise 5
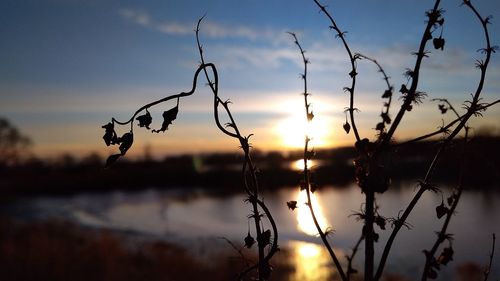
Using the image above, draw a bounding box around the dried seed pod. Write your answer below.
[244,232,255,249]
[343,121,351,134]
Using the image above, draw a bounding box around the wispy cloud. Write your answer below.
[118,8,289,44]
[118,8,151,27]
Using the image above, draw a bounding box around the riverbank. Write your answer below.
[1,137,499,198]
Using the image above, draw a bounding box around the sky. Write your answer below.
[1,0,499,160]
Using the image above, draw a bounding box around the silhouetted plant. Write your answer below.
[100,1,499,280]
[102,18,278,281]
[284,0,499,281]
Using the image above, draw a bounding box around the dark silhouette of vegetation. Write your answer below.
[101,17,278,281]
[281,0,499,281]
[93,0,500,280]
[0,117,31,167]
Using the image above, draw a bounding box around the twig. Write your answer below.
[346,234,364,281]
[289,31,347,281]
[195,18,278,281]
[421,127,469,281]
[483,233,496,281]
[431,98,460,118]
[356,53,393,141]
[375,2,495,279]
[379,0,443,150]
[394,99,499,147]
[313,0,361,142]
[104,17,279,281]
[219,237,252,268]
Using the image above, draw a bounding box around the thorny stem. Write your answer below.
[483,233,496,281]
[311,2,379,279]
[364,191,375,281]
[356,54,393,140]
[421,127,469,281]
[313,0,361,143]
[394,99,499,147]
[375,2,495,279]
[196,16,239,140]
[195,18,278,281]
[111,18,279,281]
[289,32,347,281]
[379,0,442,150]
[238,198,280,280]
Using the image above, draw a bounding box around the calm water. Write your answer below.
[4,184,500,280]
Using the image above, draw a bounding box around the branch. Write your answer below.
[375,2,496,279]
[430,98,460,118]
[313,0,361,142]
[421,127,469,281]
[394,99,499,147]
[483,233,496,281]
[356,53,393,140]
[196,18,278,281]
[346,234,364,281]
[379,0,443,150]
[289,32,347,281]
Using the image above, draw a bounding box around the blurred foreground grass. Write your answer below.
[0,216,487,281]
[0,216,299,281]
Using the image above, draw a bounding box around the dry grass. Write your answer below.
[0,216,247,281]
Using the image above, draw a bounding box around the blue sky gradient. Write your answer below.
[1,0,499,158]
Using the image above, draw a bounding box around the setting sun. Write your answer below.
[274,100,334,149]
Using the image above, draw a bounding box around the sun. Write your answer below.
[274,110,332,149]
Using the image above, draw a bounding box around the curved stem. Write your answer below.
[196,17,278,280]
[111,63,216,127]
[357,53,393,140]
[313,0,361,142]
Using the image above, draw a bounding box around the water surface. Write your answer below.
[4,184,499,280]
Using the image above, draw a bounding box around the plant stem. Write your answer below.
[290,32,347,281]
[380,0,442,150]
[364,191,375,281]
[421,127,469,281]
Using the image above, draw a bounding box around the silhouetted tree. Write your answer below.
[0,117,31,166]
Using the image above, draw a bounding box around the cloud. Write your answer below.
[118,8,151,27]
[118,8,289,44]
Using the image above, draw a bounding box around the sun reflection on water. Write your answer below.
[290,159,314,171]
[289,240,332,281]
[296,189,330,236]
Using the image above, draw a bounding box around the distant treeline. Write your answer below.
[0,136,499,197]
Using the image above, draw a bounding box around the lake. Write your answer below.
[2,183,499,281]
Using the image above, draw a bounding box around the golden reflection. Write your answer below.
[296,189,329,236]
[289,241,331,281]
[291,159,314,171]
